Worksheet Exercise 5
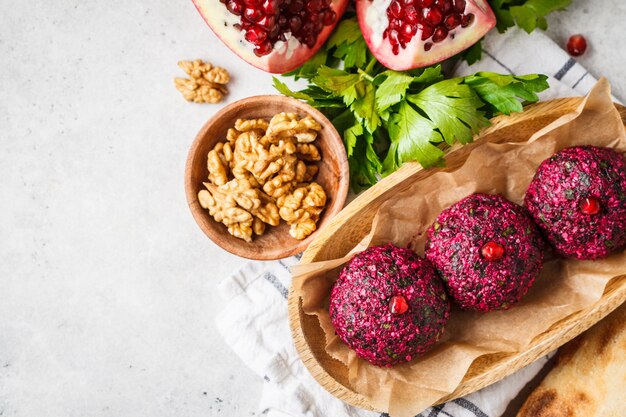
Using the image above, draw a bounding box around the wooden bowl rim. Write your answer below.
[184,95,350,260]
[288,97,626,411]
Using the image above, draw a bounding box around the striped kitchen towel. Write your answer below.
[215,27,609,417]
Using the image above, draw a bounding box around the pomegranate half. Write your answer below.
[193,0,348,74]
[356,0,496,70]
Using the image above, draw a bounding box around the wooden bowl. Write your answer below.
[289,98,626,411]
[185,95,349,260]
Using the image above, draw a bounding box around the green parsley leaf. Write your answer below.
[327,18,368,70]
[384,101,445,173]
[464,73,549,115]
[462,39,483,65]
[489,0,572,34]
[351,81,381,133]
[408,79,490,145]
[374,70,415,113]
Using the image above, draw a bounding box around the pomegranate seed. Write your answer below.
[425,8,443,25]
[389,0,402,18]
[432,26,448,42]
[481,241,505,261]
[312,21,323,33]
[226,0,244,15]
[243,7,263,22]
[567,34,587,56]
[389,295,409,315]
[444,13,461,29]
[304,33,316,48]
[245,26,268,43]
[289,16,302,32]
[322,0,332,5]
[402,23,417,38]
[424,42,432,51]
[389,29,400,46]
[435,0,451,13]
[254,40,272,56]
[257,15,275,30]
[306,0,323,13]
[262,0,276,13]
[288,0,303,12]
[453,0,465,12]
[322,10,336,25]
[419,0,434,7]
[461,13,474,27]
[277,14,288,27]
[405,5,419,23]
[420,22,434,40]
[244,0,262,4]
[580,197,601,215]
[268,24,280,39]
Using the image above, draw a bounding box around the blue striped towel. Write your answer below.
[215,27,607,417]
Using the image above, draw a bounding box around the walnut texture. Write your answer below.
[175,59,229,104]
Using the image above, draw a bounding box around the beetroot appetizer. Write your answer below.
[425,193,544,312]
[525,146,626,260]
[329,243,450,367]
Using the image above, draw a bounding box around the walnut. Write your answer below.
[277,182,326,240]
[296,143,321,161]
[197,112,327,242]
[175,59,229,104]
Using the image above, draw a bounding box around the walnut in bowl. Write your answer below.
[185,96,349,260]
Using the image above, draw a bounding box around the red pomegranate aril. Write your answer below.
[419,0,435,7]
[389,29,400,45]
[461,13,474,27]
[424,42,432,51]
[389,295,409,315]
[405,5,419,23]
[481,241,505,261]
[567,34,587,56]
[322,10,337,25]
[226,0,244,15]
[453,0,465,12]
[420,23,434,40]
[262,0,276,13]
[304,33,316,47]
[435,0,451,13]
[580,197,601,215]
[257,15,275,30]
[432,26,448,42]
[277,14,288,27]
[425,8,443,25]
[306,0,323,13]
[244,7,263,22]
[389,0,402,18]
[289,15,302,32]
[402,22,417,38]
[245,26,268,43]
[444,13,461,29]
[254,40,272,56]
[288,0,303,12]
[244,0,262,5]
[268,24,280,39]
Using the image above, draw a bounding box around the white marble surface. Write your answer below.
[0,1,624,416]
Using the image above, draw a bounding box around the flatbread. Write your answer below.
[517,303,626,417]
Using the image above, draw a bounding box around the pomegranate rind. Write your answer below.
[356,0,496,70]
[192,0,348,74]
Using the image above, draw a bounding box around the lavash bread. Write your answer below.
[517,304,626,417]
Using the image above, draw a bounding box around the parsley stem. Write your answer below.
[364,57,377,74]
[357,68,374,83]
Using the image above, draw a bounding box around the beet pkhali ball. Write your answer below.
[525,146,626,260]
[425,193,544,312]
[329,243,450,367]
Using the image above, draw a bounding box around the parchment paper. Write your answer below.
[291,78,626,417]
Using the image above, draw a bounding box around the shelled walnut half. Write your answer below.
[197,112,327,241]
[174,59,230,104]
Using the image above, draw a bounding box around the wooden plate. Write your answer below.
[288,98,626,411]
[185,95,349,260]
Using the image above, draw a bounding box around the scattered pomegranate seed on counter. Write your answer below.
[566,34,587,56]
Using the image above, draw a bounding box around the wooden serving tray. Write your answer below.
[288,98,626,411]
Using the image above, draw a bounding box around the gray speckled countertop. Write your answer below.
[0,1,624,416]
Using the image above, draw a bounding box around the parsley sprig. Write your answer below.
[275,17,549,190]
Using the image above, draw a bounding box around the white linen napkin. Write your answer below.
[215,27,602,417]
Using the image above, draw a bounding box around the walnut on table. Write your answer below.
[174,59,229,104]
